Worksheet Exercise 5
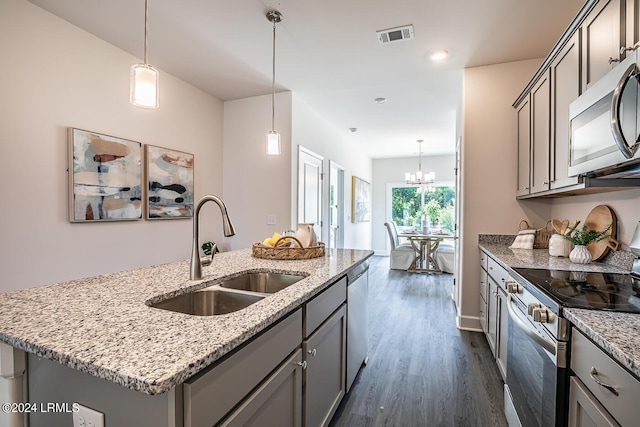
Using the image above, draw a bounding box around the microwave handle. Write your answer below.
[610,62,640,159]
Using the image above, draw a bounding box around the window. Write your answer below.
[390,185,455,233]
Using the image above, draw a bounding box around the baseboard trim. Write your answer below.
[456,314,483,332]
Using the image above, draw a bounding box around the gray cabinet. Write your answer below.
[550,32,581,190]
[303,304,346,427]
[568,376,619,427]
[582,0,624,91]
[221,349,304,427]
[516,97,532,197]
[184,309,303,427]
[479,249,509,381]
[531,70,551,194]
[570,329,640,426]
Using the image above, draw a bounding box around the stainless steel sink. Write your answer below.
[219,272,305,294]
[151,289,264,316]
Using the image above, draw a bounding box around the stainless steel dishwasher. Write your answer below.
[346,261,369,392]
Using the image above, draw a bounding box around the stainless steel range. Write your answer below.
[503,266,640,427]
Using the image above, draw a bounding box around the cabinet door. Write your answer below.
[516,97,531,197]
[496,287,509,381]
[530,71,551,194]
[486,278,498,357]
[568,376,620,427]
[303,304,346,427]
[582,0,624,91]
[479,293,487,335]
[221,349,303,427]
[551,32,581,189]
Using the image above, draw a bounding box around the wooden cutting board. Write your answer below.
[584,205,619,261]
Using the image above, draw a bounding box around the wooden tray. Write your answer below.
[584,205,620,261]
[252,237,325,260]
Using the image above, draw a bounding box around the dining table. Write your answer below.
[397,231,454,273]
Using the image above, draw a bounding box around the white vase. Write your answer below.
[548,234,574,257]
[295,223,317,248]
[569,245,592,264]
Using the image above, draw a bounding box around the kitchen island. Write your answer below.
[0,248,373,426]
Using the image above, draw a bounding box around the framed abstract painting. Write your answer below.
[145,145,194,219]
[68,128,142,222]
[351,176,371,223]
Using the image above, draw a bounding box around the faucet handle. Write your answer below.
[200,243,217,267]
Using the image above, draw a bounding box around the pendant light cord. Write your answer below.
[271,18,276,131]
[144,0,149,65]
[418,140,422,174]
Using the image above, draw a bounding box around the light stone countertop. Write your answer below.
[479,237,639,380]
[564,309,640,380]
[0,248,373,395]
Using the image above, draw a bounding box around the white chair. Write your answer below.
[384,222,416,270]
[435,242,455,274]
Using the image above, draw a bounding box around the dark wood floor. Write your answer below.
[331,255,507,427]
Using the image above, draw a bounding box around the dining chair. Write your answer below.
[384,222,416,270]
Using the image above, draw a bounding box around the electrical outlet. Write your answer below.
[267,214,277,225]
[73,404,104,427]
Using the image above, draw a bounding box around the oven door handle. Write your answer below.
[610,61,640,159]
[506,294,556,356]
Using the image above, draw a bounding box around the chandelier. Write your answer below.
[405,140,435,184]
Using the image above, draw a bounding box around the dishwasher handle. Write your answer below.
[347,262,369,284]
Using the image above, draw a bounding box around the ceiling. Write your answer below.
[28,0,585,159]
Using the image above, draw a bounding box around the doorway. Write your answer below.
[298,147,324,241]
[329,161,345,249]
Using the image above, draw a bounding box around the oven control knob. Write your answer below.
[506,282,523,294]
[527,303,542,315]
[532,308,555,323]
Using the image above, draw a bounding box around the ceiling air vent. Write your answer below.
[376,25,414,45]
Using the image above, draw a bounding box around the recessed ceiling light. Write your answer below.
[374,97,387,104]
[349,127,358,133]
[430,50,448,61]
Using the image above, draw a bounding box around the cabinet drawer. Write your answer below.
[480,250,488,272]
[184,309,302,427]
[571,330,640,427]
[487,257,512,291]
[304,277,346,337]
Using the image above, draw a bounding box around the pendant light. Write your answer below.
[130,0,159,109]
[405,140,435,184]
[266,10,283,155]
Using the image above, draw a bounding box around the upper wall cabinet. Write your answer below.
[551,32,581,190]
[582,0,625,91]
[513,0,640,199]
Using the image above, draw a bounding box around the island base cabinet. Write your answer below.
[568,376,619,427]
[220,349,303,427]
[303,304,346,427]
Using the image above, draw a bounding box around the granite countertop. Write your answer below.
[479,236,640,380]
[0,248,373,395]
[564,309,640,379]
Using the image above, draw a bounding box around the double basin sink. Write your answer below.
[151,272,306,316]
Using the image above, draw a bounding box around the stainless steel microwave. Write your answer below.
[569,50,640,177]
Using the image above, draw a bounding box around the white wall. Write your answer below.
[0,0,224,291]
[222,92,293,250]
[291,95,373,250]
[371,155,456,253]
[458,59,551,330]
[551,189,640,249]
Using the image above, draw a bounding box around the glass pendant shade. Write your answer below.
[266,131,281,155]
[130,64,159,108]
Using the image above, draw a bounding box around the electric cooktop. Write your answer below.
[514,268,640,314]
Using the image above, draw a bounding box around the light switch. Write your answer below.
[267,214,277,225]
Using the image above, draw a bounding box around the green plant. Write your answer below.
[561,223,612,246]
[201,241,219,256]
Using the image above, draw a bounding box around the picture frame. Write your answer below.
[351,176,371,223]
[68,128,142,222]
[145,145,194,219]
